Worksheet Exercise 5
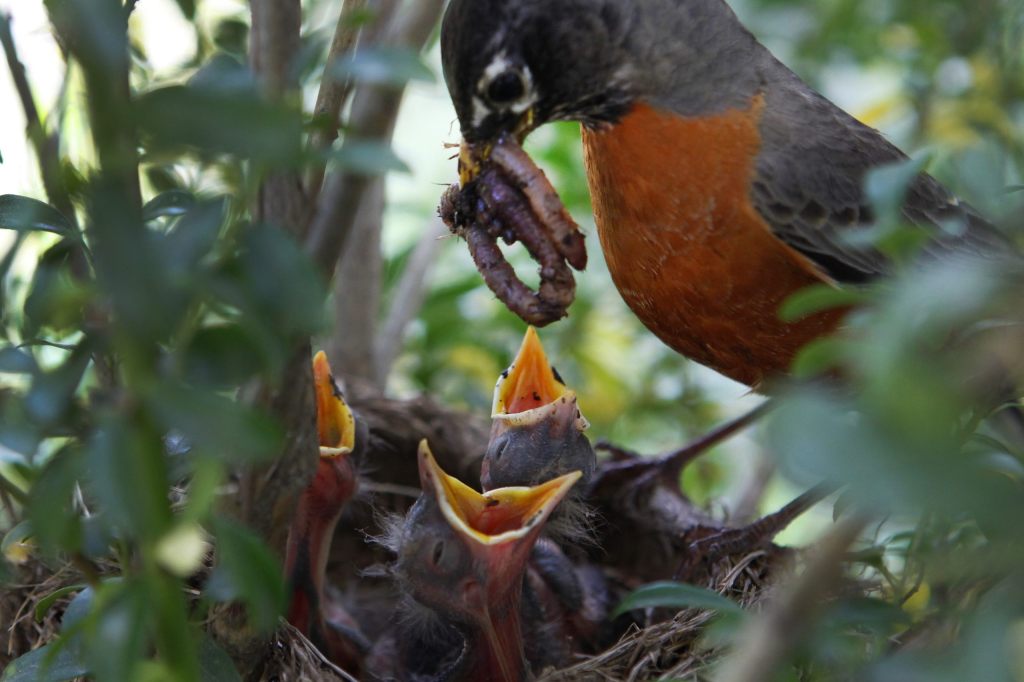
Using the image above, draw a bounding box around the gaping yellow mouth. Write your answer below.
[312,351,356,457]
[417,440,580,546]
[493,326,569,416]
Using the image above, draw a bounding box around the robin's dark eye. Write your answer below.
[485,70,527,106]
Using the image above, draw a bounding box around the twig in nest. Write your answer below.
[712,514,869,682]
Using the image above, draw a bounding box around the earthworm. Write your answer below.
[439,182,575,326]
[488,137,588,270]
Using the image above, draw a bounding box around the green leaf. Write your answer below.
[212,223,326,343]
[329,46,435,87]
[145,380,282,464]
[212,22,248,58]
[197,635,241,682]
[0,640,89,682]
[0,195,74,236]
[330,140,410,175]
[62,584,97,630]
[142,190,196,221]
[172,0,196,19]
[0,347,38,375]
[188,54,256,95]
[2,520,33,561]
[24,343,91,427]
[826,597,911,632]
[80,580,151,682]
[183,324,266,388]
[34,585,86,623]
[864,156,929,224]
[206,517,285,633]
[22,240,88,338]
[136,85,303,164]
[789,336,849,378]
[27,447,83,554]
[612,581,744,618]
[85,415,173,544]
[1,583,97,682]
[160,198,226,274]
[779,284,868,322]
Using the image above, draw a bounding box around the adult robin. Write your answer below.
[284,351,370,673]
[440,0,1011,387]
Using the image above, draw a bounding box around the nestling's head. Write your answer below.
[482,326,594,492]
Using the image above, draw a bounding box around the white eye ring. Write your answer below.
[477,52,536,109]
[471,52,537,127]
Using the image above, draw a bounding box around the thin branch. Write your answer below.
[304,0,447,276]
[713,514,869,682]
[329,177,384,386]
[249,0,301,100]
[305,0,370,198]
[375,216,447,382]
[0,12,78,229]
[237,0,315,554]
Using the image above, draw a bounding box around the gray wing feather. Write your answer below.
[751,56,1010,284]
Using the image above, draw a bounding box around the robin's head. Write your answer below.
[441,0,636,143]
[441,0,761,144]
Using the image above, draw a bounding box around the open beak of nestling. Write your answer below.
[284,352,365,667]
[483,327,592,491]
[413,440,580,682]
[419,440,580,603]
[491,326,588,429]
[313,350,357,458]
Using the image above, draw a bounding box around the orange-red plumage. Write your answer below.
[582,101,845,387]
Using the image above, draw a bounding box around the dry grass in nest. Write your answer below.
[541,547,787,682]
[1,559,83,671]
[250,622,357,682]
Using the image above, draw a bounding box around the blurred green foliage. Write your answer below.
[0,0,1022,680]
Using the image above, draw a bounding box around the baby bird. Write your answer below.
[392,440,580,681]
[283,351,371,674]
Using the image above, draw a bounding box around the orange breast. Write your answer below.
[581,101,844,387]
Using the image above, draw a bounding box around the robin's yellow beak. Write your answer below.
[457,110,536,186]
[312,351,356,458]
[417,439,580,547]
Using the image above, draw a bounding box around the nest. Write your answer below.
[541,547,785,681]
[1,394,818,681]
[251,623,357,682]
[1,544,788,682]
[2,559,82,671]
